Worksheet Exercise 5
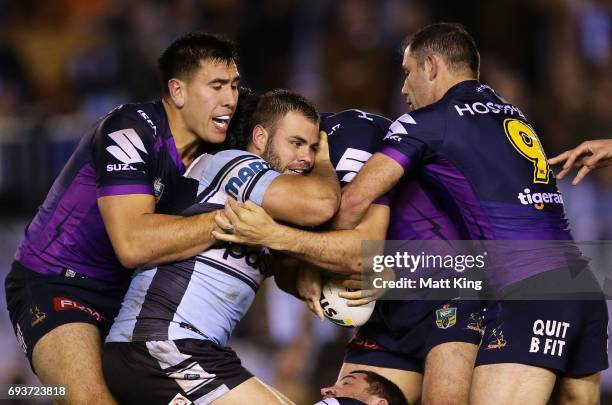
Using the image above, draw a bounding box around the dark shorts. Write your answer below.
[345,300,484,373]
[4,261,129,369]
[103,339,253,405]
[475,299,609,376]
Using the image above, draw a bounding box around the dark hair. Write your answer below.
[403,22,479,77]
[351,370,407,405]
[158,32,238,95]
[220,86,261,151]
[249,89,319,140]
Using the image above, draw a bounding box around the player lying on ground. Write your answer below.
[214,108,481,405]
[316,370,407,405]
[102,89,340,405]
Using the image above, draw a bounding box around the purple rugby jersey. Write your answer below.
[323,109,461,241]
[379,80,585,289]
[16,101,185,283]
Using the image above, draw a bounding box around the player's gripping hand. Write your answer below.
[338,268,393,306]
[549,139,612,185]
[212,198,280,246]
[297,265,325,321]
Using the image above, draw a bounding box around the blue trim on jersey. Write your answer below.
[196,155,260,202]
[245,169,280,205]
[243,169,269,202]
[194,256,258,292]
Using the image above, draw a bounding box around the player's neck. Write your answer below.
[245,143,261,156]
[162,98,199,164]
[437,74,477,100]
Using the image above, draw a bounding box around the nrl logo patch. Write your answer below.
[435,304,457,329]
[154,178,165,203]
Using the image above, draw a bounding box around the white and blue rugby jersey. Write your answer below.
[106,150,280,345]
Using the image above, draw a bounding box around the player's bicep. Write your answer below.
[98,194,156,264]
[262,174,338,227]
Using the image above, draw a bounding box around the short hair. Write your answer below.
[158,32,238,95]
[351,370,407,405]
[403,23,479,77]
[249,89,319,139]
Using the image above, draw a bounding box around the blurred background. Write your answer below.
[0,0,611,403]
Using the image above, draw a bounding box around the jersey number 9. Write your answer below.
[503,118,550,184]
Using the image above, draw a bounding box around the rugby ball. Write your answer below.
[319,279,375,327]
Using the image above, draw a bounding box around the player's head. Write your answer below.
[246,89,320,174]
[321,370,407,405]
[158,32,240,144]
[401,23,479,110]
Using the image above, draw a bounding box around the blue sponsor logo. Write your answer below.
[225,161,271,198]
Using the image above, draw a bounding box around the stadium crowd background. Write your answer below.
[0,0,610,403]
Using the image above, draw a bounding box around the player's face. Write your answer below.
[182,59,240,143]
[321,373,384,405]
[262,111,319,174]
[401,46,436,110]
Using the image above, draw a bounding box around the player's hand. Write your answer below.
[209,211,228,246]
[297,266,325,321]
[549,139,612,185]
[212,198,279,245]
[338,269,393,306]
[315,131,331,164]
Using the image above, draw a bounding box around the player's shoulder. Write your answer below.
[185,149,268,183]
[211,149,263,165]
[322,109,393,148]
[98,101,164,140]
[322,109,392,132]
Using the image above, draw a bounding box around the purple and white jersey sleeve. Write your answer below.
[93,109,156,197]
[379,111,445,171]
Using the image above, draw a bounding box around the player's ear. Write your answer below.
[168,78,186,108]
[376,399,388,405]
[426,53,438,81]
[251,124,268,153]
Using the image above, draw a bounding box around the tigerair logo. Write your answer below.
[517,188,564,210]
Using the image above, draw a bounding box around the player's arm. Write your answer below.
[333,153,403,230]
[262,132,340,227]
[269,254,301,298]
[267,254,325,320]
[334,113,438,229]
[94,110,218,269]
[549,139,612,185]
[214,199,389,274]
[98,195,217,269]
